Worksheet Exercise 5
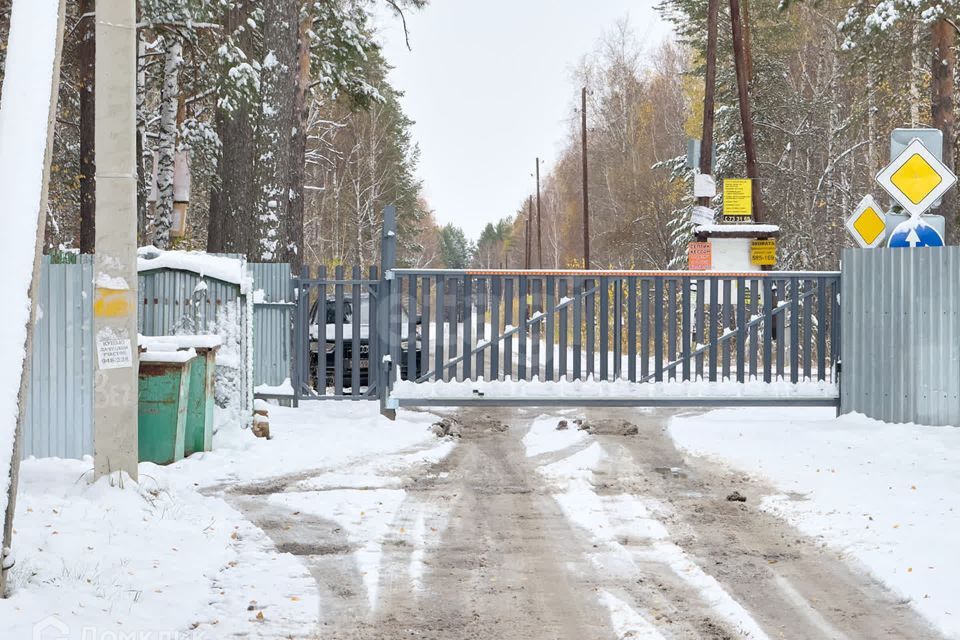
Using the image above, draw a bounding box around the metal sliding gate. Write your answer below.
[376,269,842,409]
[291,264,383,400]
[286,207,840,409]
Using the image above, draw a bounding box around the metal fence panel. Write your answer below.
[23,256,94,459]
[841,247,960,427]
[250,262,293,387]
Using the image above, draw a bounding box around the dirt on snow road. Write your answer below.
[230,408,943,640]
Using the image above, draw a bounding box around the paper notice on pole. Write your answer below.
[694,173,716,198]
[97,328,133,370]
[691,206,716,227]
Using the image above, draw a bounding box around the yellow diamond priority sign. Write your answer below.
[845,195,887,248]
[876,138,956,217]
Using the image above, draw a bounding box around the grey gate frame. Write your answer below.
[290,205,398,404]
[377,268,842,410]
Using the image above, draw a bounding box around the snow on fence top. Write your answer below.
[0,0,65,547]
[694,223,780,235]
[139,334,223,351]
[137,246,252,293]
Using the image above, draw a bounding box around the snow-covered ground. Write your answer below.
[669,408,960,638]
[1,402,448,639]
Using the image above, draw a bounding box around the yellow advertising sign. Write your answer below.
[750,239,776,266]
[723,179,752,221]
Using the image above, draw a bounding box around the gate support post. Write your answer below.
[379,205,398,420]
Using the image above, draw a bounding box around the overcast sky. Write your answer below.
[375,1,674,240]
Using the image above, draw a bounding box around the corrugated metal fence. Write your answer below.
[250,263,293,387]
[22,257,290,460]
[23,256,94,459]
[841,247,960,426]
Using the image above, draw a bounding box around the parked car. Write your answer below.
[308,293,421,389]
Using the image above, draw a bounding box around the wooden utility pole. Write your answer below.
[729,0,765,223]
[932,18,956,243]
[525,197,533,269]
[535,158,543,268]
[78,0,96,253]
[741,0,754,82]
[581,87,590,269]
[697,0,719,209]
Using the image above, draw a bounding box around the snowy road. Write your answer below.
[230,407,944,640]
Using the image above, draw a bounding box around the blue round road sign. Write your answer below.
[887,219,944,248]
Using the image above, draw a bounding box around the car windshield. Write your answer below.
[315,296,409,326]
[324,301,369,325]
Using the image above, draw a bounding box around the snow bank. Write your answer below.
[0,402,449,636]
[2,459,316,638]
[137,245,252,293]
[669,408,960,638]
[0,0,64,554]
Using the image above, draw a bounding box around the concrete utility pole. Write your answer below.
[94,0,139,482]
[698,0,719,209]
[580,87,590,269]
[729,0,765,223]
[535,158,543,269]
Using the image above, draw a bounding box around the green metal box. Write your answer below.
[138,355,194,465]
[184,347,218,456]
